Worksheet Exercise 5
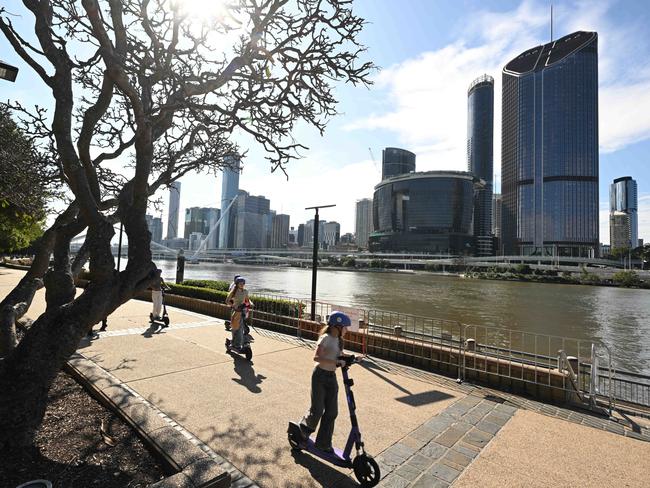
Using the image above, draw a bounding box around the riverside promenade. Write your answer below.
[3,266,650,487]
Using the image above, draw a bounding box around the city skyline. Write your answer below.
[3,1,649,243]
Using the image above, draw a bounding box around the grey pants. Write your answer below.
[301,367,339,450]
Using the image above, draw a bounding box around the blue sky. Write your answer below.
[1,0,649,242]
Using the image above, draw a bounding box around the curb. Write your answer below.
[64,354,233,488]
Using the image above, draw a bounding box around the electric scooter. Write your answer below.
[149,289,170,328]
[225,304,253,361]
[287,355,380,487]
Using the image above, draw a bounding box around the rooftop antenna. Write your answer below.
[550,4,553,42]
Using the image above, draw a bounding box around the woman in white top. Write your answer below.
[299,311,352,452]
[225,276,252,349]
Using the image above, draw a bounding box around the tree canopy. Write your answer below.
[0,0,374,449]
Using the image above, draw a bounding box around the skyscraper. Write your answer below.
[184,207,220,249]
[492,193,502,253]
[219,156,241,248]
[146,214,163,243]
[232,190,271,248]
[166,181,181,239]
[467,74,494,256]
[610,176,638,249]
[323,221,341,248]
[382,148,415,180]
[501,31,599,257]
[270,214,290,248]
[355,198,373,249]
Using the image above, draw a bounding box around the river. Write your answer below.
[156,260,650,375]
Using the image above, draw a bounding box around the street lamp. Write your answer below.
[0,60,18,82]
[305,204,336,321]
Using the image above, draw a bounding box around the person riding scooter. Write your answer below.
[150,269,171,328]
[225,276,253,350]
[298,311,352,453]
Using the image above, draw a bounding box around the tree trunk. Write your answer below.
[0,206,157,448]
[0,280,115,448]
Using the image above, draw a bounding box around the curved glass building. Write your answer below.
[501,31,599,257]
[467,75,494,254]
[369,171,477,253]
[382,147,416,180]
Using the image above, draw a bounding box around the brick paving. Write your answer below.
[376,396,516,487]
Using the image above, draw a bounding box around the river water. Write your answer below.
[156,260,650,374]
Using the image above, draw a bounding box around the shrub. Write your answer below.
[181,279,230,291]
[514,264,532,275]
[166,283,304,316]
[341,257,356,267]
[612,270,641,288]
[578,269,601,285]
[369,259,390,268]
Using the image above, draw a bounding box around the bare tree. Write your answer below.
[0,0,373,448]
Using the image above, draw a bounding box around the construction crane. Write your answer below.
[368,148,379,172]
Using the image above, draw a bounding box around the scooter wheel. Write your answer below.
[353,454,380,487]
[163,316,170,326]
[288,433,302,451]
[245,347,253,361]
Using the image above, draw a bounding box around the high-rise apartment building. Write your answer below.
[610,176,638,249]
[184,207,220,249]
[323,222,341,248]
[355,198,373,249]
[382,148,415,180]
[232,190,271,248]
[303,219,327,248]
[219,156,241,248]
[297,224,305,247]
[467,74,494,256]
[502,31,599,257]
[166,181,181,239]
[146,214,163,243]
[492,193,502,253]
[270,214,290,248]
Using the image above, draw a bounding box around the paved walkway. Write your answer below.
[3,267,650,487]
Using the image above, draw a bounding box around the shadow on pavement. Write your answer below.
[360,360,412,395]
[141,323,165,338]
[395,389,454,407]
[288,450,357,488]
[231,355,266,393]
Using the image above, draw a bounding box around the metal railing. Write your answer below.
[240,291,650,411]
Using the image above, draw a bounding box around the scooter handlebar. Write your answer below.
[337,355,359,367]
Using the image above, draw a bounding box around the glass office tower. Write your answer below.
[369,171,477,253]
[501,31,599,257]
[382,147,416,180]
[219,156,241,249]
[467,74,494,247]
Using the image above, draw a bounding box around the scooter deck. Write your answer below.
[287,422,351,468]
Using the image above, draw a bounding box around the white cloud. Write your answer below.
[347,0,650,174]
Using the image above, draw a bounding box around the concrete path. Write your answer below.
[3,266,650,487]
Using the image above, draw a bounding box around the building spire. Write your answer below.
[550,4,554,42]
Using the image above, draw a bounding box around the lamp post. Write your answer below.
[0,60,18,82]
[305,204,336,321]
